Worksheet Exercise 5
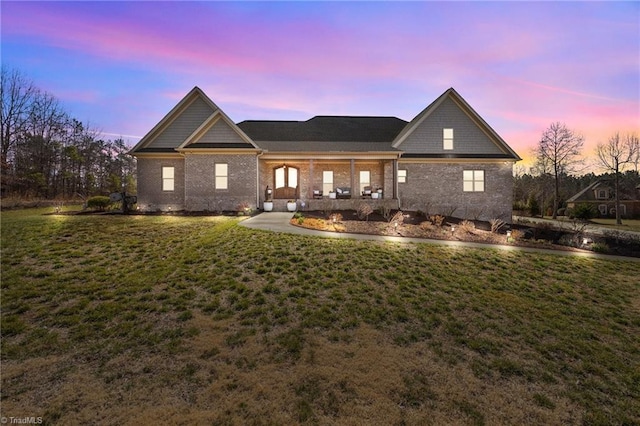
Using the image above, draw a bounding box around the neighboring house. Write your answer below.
[566,180,640,218]
[129,87,521,222]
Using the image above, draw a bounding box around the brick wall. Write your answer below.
[185,153,258,211]
[136,157,185,211]
[398,161,514,222]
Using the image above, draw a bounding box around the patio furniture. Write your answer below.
[336,187,351,199]
[313,189,323,199]
[362,186,372,197]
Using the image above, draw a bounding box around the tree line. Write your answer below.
[2,66,638,221]
[516,122,639,224]
[1,66,136,199]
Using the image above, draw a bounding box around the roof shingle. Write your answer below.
[237,116,408,143]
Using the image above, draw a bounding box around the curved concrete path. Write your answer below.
[240,213,639,262]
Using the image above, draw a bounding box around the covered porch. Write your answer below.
[258,155,400,210]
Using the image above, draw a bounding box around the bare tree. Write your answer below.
[595,133,639,225]
[1,67,38,190]
[535,122,584,218]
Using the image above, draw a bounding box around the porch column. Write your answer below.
[350,159,355,199]
[393,159,398,200]
[309,159,314,200]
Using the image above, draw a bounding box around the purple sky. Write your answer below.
[2,1,639,168]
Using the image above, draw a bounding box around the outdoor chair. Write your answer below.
[336,187,351,199]
[362,186,372,197]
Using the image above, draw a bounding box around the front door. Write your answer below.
[274,165,299,199]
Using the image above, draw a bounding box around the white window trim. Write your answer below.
[463,170,484,192]
[359,170,370,193]
[443,128,454,150]
[323,170,334,195]
[215,163,228,190]
[398,169,407,184]
[162,166,175,191]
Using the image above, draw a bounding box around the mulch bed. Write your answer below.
[291,210,586,253]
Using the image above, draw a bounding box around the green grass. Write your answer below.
[590,218,640,232]
[2,209,639,424]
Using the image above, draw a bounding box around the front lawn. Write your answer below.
[1,210,639,425]
[590,218,640,233]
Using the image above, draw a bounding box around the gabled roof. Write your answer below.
[177,110,258,151]
[567,180,602,203]
[130,86,521,159]
[129,87,218,154]
[238,116,406,142]
[392,88,521,160]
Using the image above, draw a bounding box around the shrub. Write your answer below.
[512,200,528,212]
[459,220,476,234]
[357,203,374,221]
[379,205,392,221]
[557,208,566,217]
[329,213,343,223]
[570,203,596,220]
[490,218,506,234]
[591,243,610,254]
[236,201,251,215]
[509,229,524,241]
[390,211,404,226]
[87,196,112,211]
[429,215,445,227]
[419,221,433,231]
[528,194,540,216]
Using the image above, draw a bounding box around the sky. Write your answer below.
[2,1,639,170]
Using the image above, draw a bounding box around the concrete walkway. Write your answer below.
[240,213,639,262]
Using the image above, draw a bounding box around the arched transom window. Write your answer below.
[273,165,298,199]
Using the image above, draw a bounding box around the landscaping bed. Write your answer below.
[291,210,639,256]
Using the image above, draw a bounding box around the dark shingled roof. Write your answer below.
[237,116,408,143]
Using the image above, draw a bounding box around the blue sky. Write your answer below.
[2,1,639,167]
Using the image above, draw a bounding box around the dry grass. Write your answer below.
[1,208,639,425]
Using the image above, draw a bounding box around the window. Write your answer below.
[215,163,228,190]
[359,170,370,193]
[611,205,627,217]
[323,171,334,195]
[443,128,454,150]
[463,170,484,192]
[596,189,607,200]
[598,204,608,216]
[162,166,174,191]
[398,169,407,183]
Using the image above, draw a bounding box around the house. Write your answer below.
[566,180,640,218]
[129,87,521,222]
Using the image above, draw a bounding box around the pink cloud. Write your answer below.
[3,1,637,170]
